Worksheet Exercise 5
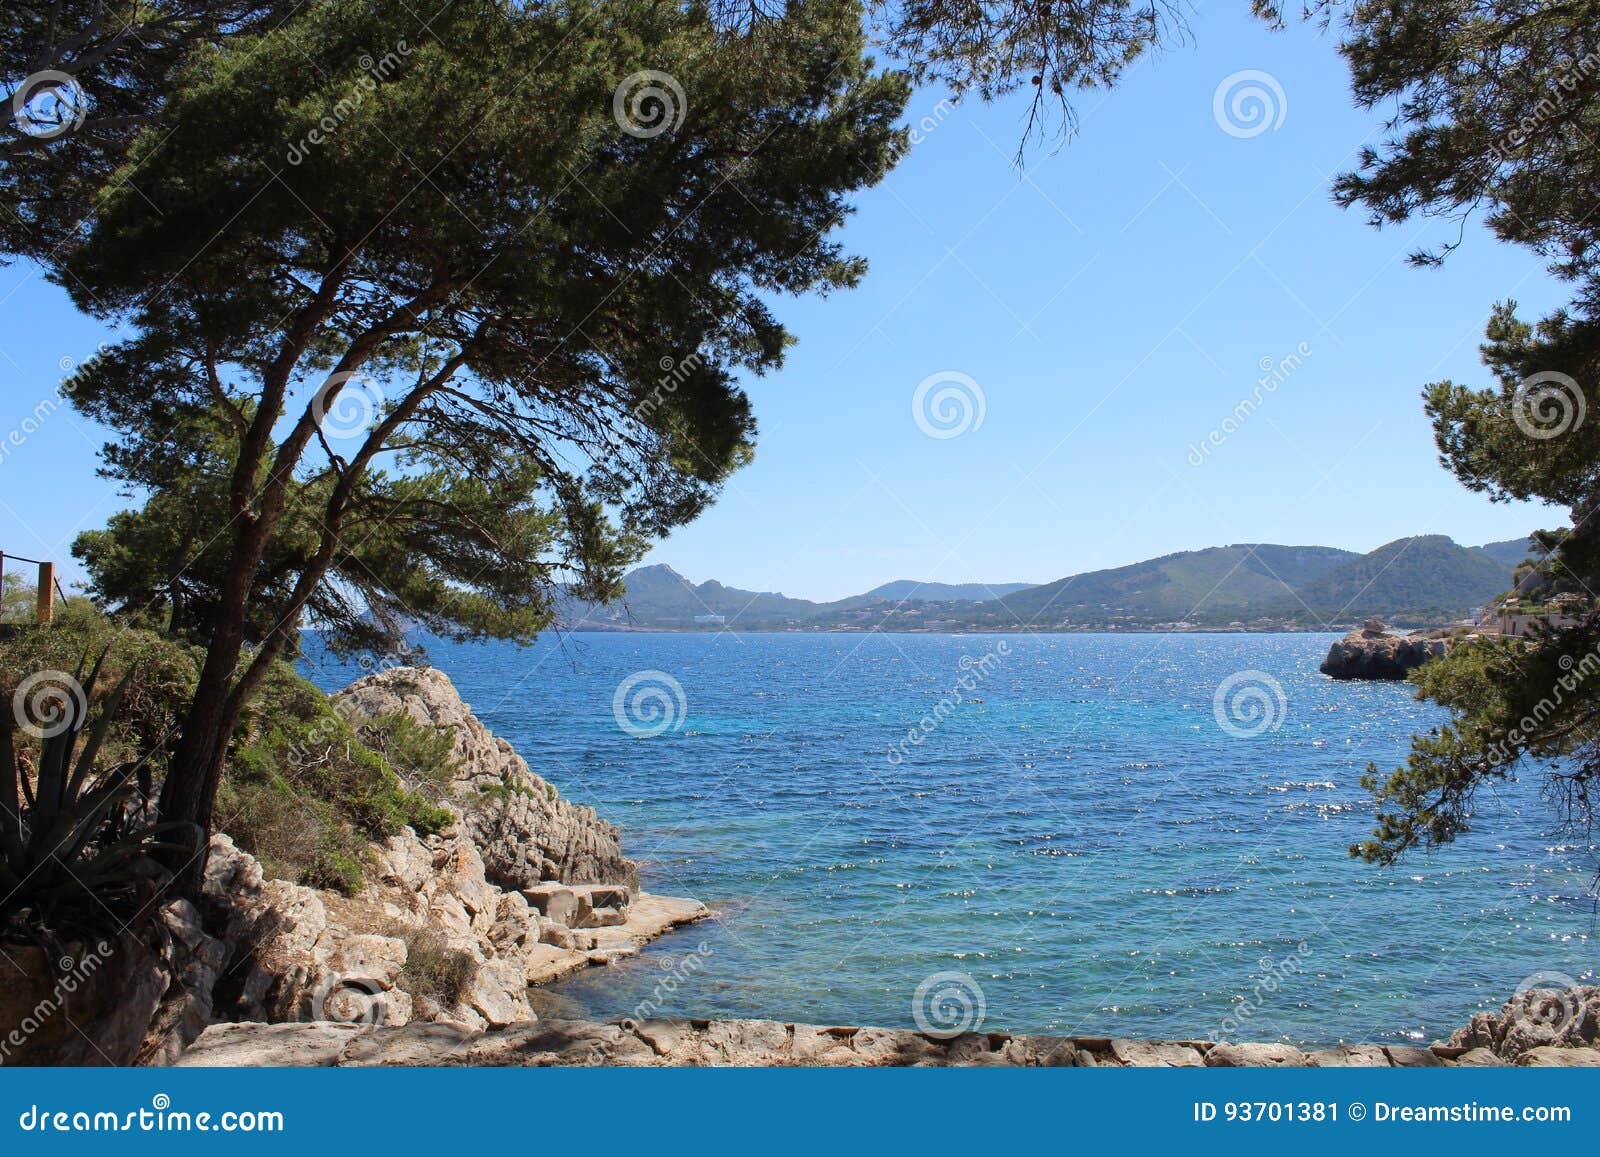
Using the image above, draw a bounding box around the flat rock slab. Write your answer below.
[171,1022,362,1067]
[1516,1045,1600,1066]
[1205,1042,1310,1067]
[1308,1045,1391,1067]
[1109,1040,1204,1067]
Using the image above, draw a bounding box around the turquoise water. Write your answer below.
[302,631,1596,1046]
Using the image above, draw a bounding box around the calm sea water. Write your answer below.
[302,631,1596,1047]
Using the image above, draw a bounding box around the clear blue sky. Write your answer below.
[0,10,1559,601]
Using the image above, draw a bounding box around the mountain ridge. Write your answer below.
[560,535,1538,633]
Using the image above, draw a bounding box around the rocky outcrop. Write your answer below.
[173,1015,1600,1068]
[144,665,705,1050]
[1320,620,1450,680]
[334,667,637,890]
[1446,983,1600,1060]
[193,826,706,1040]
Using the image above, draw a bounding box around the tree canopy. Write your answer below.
[55,0,908,854]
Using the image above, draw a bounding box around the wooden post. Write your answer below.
[36,561,54,624]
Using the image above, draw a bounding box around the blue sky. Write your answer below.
[0,9,1561,601]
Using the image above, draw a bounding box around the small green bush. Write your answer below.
[397,927,478,1009]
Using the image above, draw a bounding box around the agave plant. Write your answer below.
[0,651,198,928]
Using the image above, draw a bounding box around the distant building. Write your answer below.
[693,613,726,625]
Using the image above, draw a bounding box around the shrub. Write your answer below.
[397,927,478,1009]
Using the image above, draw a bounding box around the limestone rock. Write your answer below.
[1307,1044,1390,1066]
[1321,621,1449,680]
[1205,1042,1309,1067]
[1443,983,1600,1061]
[334,666,638,890]
[1109,1039,1204,1067]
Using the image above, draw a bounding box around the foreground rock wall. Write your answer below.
[177,1012,1600,1068]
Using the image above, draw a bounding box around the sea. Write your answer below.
[301,630,1596,1047]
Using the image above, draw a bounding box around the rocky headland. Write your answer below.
[1320,620,1454,680]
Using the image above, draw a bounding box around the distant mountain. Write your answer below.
[996,544,1357,626]
[557,534,1533,632]
[562,564,818,627]
[1472,537,1537,570]
[1291,535,1512,622]
[863,579,1032,602]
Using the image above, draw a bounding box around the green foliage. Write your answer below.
[221,666,453,893]
[2,3,301,261]
[1333,0,1600,316]
[0,643,201,933]
[1355,623,1600,864]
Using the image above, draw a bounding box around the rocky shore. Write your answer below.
[1,666,706,1066]
[173,981,1600,1066]
[1320,620,1452,680]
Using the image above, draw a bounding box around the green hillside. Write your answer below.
[997,545,1356,626]
[1289,536,1512,623]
